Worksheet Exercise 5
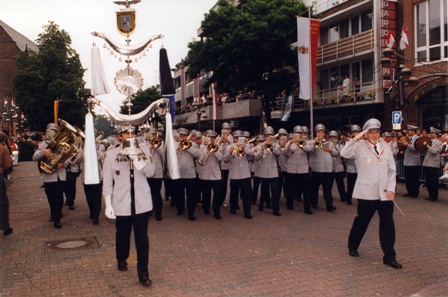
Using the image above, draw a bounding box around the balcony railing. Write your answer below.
[317,30,374,65]
[173,98,263,126]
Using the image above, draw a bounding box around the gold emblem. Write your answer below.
[297,45,309,54]
[364,157,371,165]
[116,10,136,35]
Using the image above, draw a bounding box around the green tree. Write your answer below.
[119,86,161,115]
[13,21,89,131]
[184,0,309,125]
[94,114,115,138]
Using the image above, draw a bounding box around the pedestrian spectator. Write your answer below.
[341,118,402,269]
[342,75,350,96]
[0,132,13,235]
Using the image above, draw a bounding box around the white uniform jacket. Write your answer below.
[177,141,200,179]
[197,144,223,180]
[282,141,312,174]
[340,139,396,201]
[254,144,280,178]
[148,142,164,179]
[403,135,421,166]
[33,141,67,182]
[223,144,254,180]
[102,145,155,216]
[423,139,442,168]
[331,141,345,173]
[309,140,338,173]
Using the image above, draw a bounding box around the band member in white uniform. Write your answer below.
[103,125,156,285]
[341,118,402,269]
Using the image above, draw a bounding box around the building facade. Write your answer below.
[172,0,447,134]
[0,20,38,135]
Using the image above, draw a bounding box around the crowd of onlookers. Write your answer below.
[174,90,259,114]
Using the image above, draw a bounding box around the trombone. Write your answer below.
[177,135,192,157]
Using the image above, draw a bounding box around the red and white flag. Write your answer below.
[297,17,320,100]
[399,25,409,50]
[211,82,218,120]
[386,30,395,48]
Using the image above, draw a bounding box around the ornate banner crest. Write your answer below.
[116,10,136,35]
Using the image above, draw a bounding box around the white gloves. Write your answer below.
[104,195,116,219]
[129,154,147,171]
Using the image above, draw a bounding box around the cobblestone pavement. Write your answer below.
[0,161,447,297]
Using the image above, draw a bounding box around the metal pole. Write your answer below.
[308,8,314,138]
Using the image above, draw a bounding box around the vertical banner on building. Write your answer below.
[54,99,59,124]
[381,0,397,89]
[211,82,218,120]
[297,16,320,100]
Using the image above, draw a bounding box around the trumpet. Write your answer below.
[298,139,306,148]
[150,138,162,149]
[263,134,279,151]
[233,144,245,157]
[177,135,192,156]
[314,138,323,149]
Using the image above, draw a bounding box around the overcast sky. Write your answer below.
[0,0,216,112]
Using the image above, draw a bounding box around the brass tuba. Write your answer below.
[39,119,84,174]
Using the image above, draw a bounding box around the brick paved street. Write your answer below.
[1,161,447,297]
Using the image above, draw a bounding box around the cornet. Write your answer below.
[314,138,323,149]
[233,144,245,158]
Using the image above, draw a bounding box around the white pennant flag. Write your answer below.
[399,25,409,50]
[386,30,395,48]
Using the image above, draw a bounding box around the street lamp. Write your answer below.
[381,49,419,110]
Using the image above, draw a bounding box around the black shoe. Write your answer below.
[312,205,318,209]
[117,260,128,271]
[64,201,69,205]
[139,276,152,286]
[204,210,210,215]
[230,209,236,214]
[273,212,281,216]
[326,206,337,212]
[258,207,263,212]
[68,205,75,210]
[3,226,13,236]
[346,201,353,205]
[349,249,359,257]
[287,207,294,210]
[244,214,253,219]
[92,218,99,225]
[383,260,402,269]
[176,211,184,216]
[235,206,240,210]
[155,215,162,221]
[214,214,222,220]
[340,199,347,202]
[403,193,411,197]
[54,222,62,229]
[410,196,418,198]
[266,205,272,209]
[304,210,313,215]
[188,214,196,221]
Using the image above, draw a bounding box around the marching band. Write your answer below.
[41,119,445,227]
